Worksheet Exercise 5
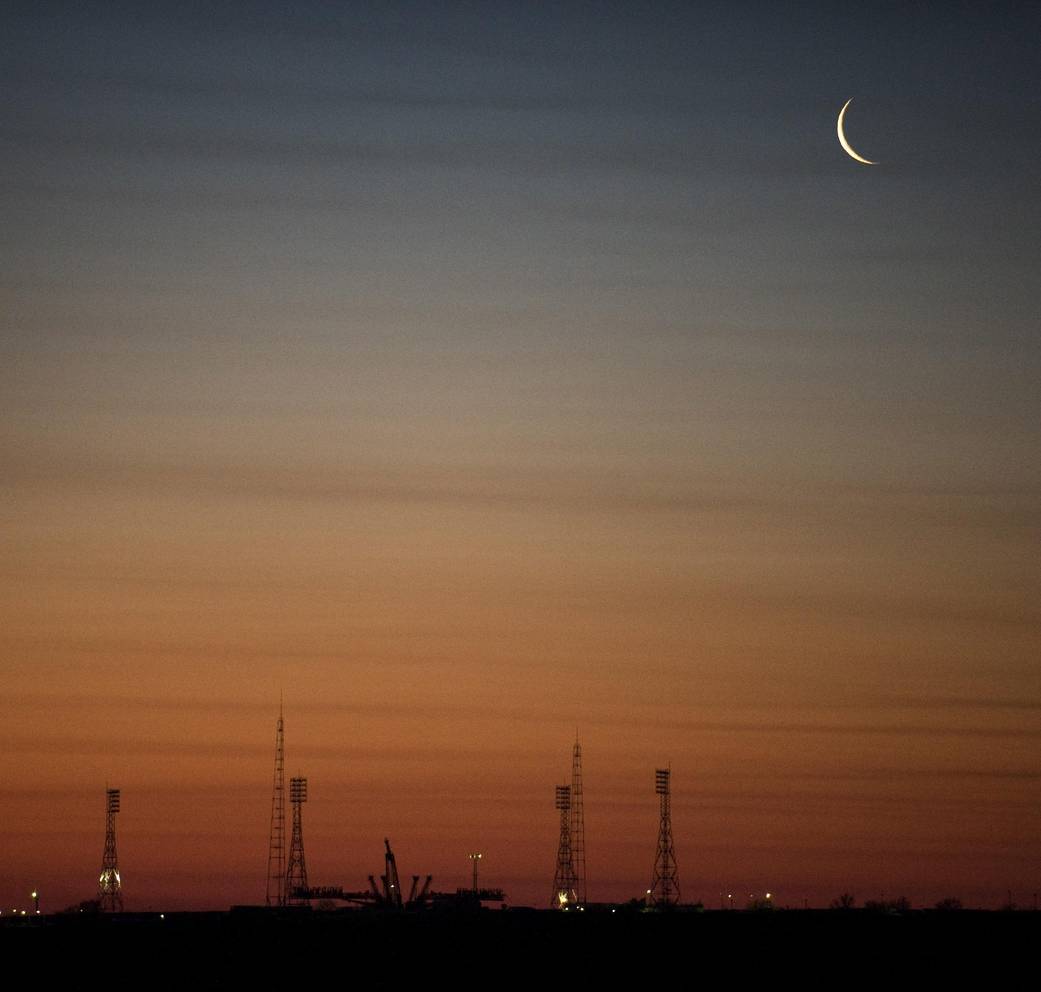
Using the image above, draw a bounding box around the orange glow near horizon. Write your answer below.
[3,439,1038,910]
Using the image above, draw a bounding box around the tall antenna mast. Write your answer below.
[649,766,680,908]
[571,735,586,906]
[98,787,123,911]
[266,698,286,907]
[286,776,309,904]
[551,784,577,909]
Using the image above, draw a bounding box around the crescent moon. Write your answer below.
[837,98,877,165]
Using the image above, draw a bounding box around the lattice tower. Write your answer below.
[286,776,309,903]
[266,700,286,906]
[570,736,586,906]
[649,767,680,907]
[98,787,123,912]
[551,784,578,908]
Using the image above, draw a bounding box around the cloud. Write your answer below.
[7,443,1041,527]
[862,692,1041,714]
[0,735,524,762]
[613,718,1041,741]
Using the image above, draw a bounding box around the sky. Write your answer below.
[2,1,1040,912]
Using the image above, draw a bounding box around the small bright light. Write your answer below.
[160,914,165,920]
[766,892,772,899]
[31,891,37,899]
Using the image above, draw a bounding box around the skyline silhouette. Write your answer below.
[6,719,1038,915]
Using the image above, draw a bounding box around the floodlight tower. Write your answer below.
[98,788,123,912]
[649,767,680,907]
[266,700,286,907]
[551,784,577,909]
[468,852,483,894]
[286,776,309,903]
[571,736,586,906]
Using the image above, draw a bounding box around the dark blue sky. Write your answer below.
[5,2,1039,482]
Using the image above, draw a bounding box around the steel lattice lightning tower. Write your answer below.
[551,784,578,909]
[570,736,586,906]
[98,788,123,912]
[286,776,308,903]
[649,767,680,907]
[266,700,286,907]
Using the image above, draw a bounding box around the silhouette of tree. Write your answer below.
[934,897,963,911]
[829,892,856,910]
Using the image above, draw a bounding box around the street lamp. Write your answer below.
[468,852,483,893]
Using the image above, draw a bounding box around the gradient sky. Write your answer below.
[3,2,1040,912]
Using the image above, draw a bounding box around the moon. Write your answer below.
[837,98,877,165]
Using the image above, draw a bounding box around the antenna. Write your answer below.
[266,701,286,907]
[571,735,586,906]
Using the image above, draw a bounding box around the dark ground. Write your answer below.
[3,908,1036,987]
